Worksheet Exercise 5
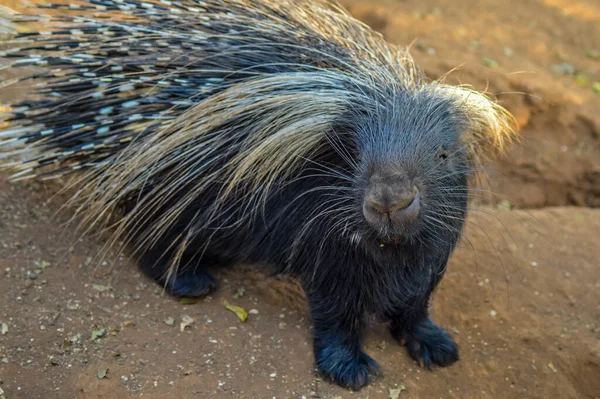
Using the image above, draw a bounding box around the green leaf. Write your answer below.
[482,57,499,68]
[224,300,248,322]
[180,297,201,305]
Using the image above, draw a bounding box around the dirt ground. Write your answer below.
[1,0,600,398]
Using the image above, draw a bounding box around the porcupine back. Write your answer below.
[0,0,514,270]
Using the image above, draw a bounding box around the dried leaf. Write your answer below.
[97,368,108,380]
[91,328,106,341]
[224,300,248,322]
[180,315,195,332]
[593,82,600,95]
[0,386,5,399]
[548,362,558,372]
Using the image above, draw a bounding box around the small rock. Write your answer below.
[389,384,407,399]
[232,287,246,299]
[1,323,8,335]
[122,320,135,328]
[248,309,259,315]
[164,317,175,326]
[28,271,38,280]
[34,260,50,270]
[92,284,109,292]
[490,310,497,317]
[91,328,106,341]
[180,315,195,332]
[97,368,108,380]
[551,63,575,76]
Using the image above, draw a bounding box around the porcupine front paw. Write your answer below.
[394,318,459,368]
[315,343,381,390]
[164,270,218,298]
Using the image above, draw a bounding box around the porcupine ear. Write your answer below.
[433,84,518,163]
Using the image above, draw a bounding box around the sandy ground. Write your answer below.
[1,0,600,398]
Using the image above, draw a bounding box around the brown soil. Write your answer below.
[1,0,600,398]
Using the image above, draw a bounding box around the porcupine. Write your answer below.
[0,0,516,389]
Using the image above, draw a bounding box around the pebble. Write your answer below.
[28,271,38,280]
[551,63,575,75]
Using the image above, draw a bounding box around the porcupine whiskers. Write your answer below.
[0,0,518,390]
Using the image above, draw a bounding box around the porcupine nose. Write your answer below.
[363,173,420,228]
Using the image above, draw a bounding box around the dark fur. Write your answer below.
[135,90,468,389]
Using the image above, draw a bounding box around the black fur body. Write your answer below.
[136,94,468,389]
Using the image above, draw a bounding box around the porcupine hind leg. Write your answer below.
[137,244,219,298]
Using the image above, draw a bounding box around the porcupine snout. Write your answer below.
[362,170,421,231]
